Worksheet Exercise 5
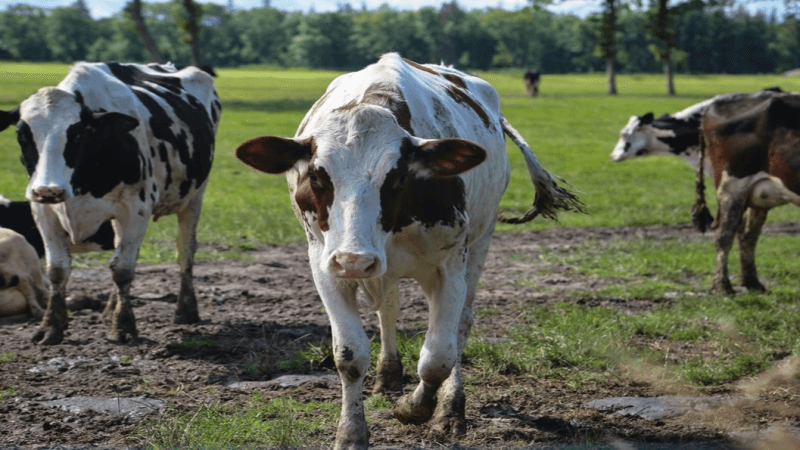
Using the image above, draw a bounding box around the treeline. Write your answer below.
[0,1,798,74]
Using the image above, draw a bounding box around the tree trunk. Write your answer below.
[129,0,163,63]
[657,0,676,95]
[605,0,617,95]
[182,0,201,67]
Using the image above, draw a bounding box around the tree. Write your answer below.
[653,0,675,94]
[174,0,202,66]
[125,0,163,62]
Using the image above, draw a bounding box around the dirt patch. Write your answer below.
[1,224,799,449]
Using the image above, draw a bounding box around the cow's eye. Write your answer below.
[307,170,319,184]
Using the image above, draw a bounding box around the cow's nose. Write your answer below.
[31,185,67,203]
[330,252,379,278]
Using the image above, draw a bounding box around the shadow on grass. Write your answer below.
[221,98,316,112]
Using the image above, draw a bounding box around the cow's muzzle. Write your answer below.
[329,251,381,278]
[30,185,68,204]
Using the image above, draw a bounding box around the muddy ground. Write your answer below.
[2,224,800,449]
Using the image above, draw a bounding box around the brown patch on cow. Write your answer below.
[444,85,491,129]
[768,128,800,195]
[379,139,467,234]
[295,163,334,232]
[402,58,440,76]
[442,73,467,89]
[333,82,414,135]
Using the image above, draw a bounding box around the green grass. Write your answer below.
[0,352,14,363]
[2,66,799,263]
[131,393,338,448]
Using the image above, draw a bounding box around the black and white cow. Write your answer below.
[0,62,221,344]
[0,194,114,258]
[235,53,581,449]
[610,88,784,175]
[694,92,800,294]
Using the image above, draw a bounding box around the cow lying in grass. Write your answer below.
[693,92,800,293]
[0,227,48,318]
[236,53,582,449]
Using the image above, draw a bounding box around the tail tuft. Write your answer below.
[500,117,586,224]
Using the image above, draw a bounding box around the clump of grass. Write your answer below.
[0,387,16,400]
[0,352,14,363]
[131,393,337,448]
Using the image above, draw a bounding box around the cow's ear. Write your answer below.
[410,138,487,178]
[0,107,20,132]
[640,112,654,125]
[236,136,313,174]
[92,112,140,134]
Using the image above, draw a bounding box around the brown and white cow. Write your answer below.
[0,227,49,318]
[235,53,581,449]
[0,62,221,344]
[694,92,800,294]
[524,69,540,97]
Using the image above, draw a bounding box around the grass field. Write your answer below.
[2,63,799,263]
[3,63,800,447]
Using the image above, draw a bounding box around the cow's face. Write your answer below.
[0,88,139,204]
[610,113,657,161]
[236,106,485,279]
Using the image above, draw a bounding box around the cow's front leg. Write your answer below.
[174,190,205,324]
[104,217,148,343]
[712,181,749,294]
[737,207,769,292]
[32,207,71,345]
[364,282,403,394]
[395,258,467,427]
[314,267,370,450]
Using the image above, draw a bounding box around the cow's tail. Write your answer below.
[691,127,715,233]
[499,117,585,223]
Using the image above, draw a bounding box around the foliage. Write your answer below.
[0,2,795,74]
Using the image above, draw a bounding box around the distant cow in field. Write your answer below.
[524,69,540,96]
[0,194,114,258]
[0,228,49,318]
[236,53,582,449]
[0,61,221,344]
[693,92,800,294]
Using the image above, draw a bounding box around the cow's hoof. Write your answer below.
[743,280,768,293]
[372,358,404,394]
[107,325,138,343]
[394,392,436,425]
[174,309,200,324]
[431,414,466,437]
[711,281,735,295]
[32,327,64,345]
[334,419,369,450]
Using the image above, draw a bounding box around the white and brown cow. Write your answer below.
[236,53,581,449]
[0,62,221,344]
[0,227,49,318]
[693,92,800,294]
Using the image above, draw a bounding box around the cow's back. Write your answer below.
[704,93,800,192]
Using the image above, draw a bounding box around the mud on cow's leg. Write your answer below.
[737,207,769,293]
[712,189,748,294]
[370,284,404,394]
[107,259,138,343]
[33,265,70,345]
[174,191,203,324]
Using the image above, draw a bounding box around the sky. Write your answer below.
[0,0,785,21]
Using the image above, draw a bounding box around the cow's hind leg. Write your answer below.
[737,207,769,292]
[712,182,749,294]
[174,189,204,324]
[366,283,403,395]
[395,247,468,427]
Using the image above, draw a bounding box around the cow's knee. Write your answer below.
[334,343,370,384]
[418,338,457,386]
